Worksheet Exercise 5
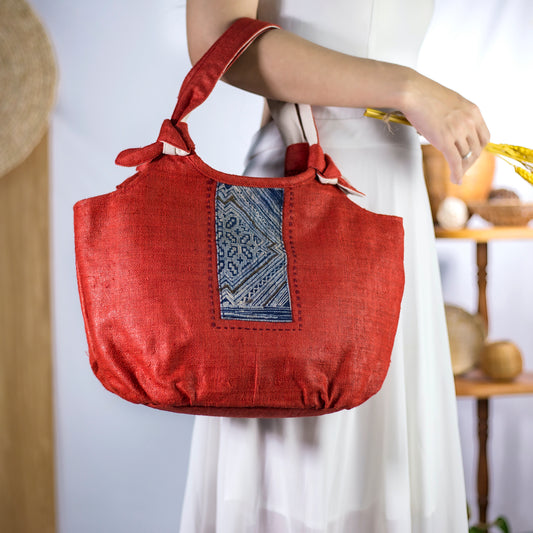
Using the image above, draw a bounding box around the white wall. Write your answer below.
[30,0,532,531]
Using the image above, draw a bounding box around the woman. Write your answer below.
[180,1,490,531]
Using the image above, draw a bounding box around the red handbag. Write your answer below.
[74,18,405,418]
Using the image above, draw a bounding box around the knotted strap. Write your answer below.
[115,120,195,167]
[116,18,278,168]
[172,18,280,124]
[268,99,363,195]
[115,17,362,196]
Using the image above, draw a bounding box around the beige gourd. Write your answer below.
[480,341,523,381]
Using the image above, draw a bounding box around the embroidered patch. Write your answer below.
[215,183,293,322]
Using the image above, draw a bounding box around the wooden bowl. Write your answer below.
[445,304,487,376]
[468,200,533,226]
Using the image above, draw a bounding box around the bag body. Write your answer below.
[74,18,405,417]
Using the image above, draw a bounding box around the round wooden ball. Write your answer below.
[480,341,523,381]
[436,196,469,230]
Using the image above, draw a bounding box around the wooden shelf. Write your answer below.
[435,225,533,242]
[435,224,533,523]
[455,369,533,398]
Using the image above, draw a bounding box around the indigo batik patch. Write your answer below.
[215,183,293,322]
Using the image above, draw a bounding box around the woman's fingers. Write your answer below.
[448,140,479,184]
[444,143,466,185]
[452,111,491,184]
[446,128,482,184]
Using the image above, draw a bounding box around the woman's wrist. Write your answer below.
[392,66,419,114]
[356,61,417,112]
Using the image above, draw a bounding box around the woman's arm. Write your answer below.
[186,0,490,183]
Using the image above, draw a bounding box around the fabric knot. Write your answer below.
[158,120,195,155]
[308,144,364,196]
[115,120,195,168]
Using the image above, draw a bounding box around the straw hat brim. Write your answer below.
[0,0,57,178]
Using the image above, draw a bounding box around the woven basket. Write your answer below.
[468,200,533,226]
[0,0,57,178]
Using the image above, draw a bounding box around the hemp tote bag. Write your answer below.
[74,17,405,418]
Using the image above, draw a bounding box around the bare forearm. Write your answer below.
[221,28,412,111]
[189,23,413,111]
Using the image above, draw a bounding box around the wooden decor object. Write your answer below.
[468,200,533,226]
[422,144,449,221]
[422,144,495,222]
[480,341,523,381]
[445,304,486,376]
[447,150,496,202]
[0,133,56,533]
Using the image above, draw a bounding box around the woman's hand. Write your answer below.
[400,70,491,184]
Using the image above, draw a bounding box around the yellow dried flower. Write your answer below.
[516,167,533,186]
[364,108,533,187]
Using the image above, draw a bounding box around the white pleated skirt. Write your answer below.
[179,106,468,533]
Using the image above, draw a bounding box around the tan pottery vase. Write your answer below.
[422,144,496,222]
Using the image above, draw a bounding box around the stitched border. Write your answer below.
[206,179,218,328]
[286,188,303,330]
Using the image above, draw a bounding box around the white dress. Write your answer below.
[180,1,469,531]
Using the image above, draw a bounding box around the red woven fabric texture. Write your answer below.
[74,18,405,417]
